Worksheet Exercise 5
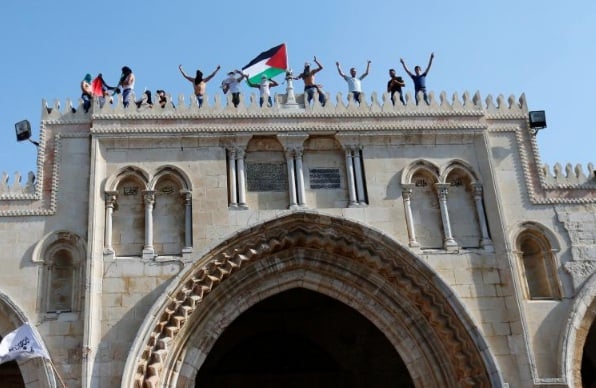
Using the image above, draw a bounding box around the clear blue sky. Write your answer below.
[1,1,594,177]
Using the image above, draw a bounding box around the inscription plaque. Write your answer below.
[247,162,288,192]
[310,168,341,189]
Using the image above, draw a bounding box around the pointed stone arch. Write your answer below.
[0,291,55,387]
[122,212,502,388]
[561,271,596,387]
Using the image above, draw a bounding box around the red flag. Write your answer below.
[91,76,104,97]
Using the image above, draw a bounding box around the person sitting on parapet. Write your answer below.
[221,70,248,108]
[336,60,371,104]
[135,90,153,108]
[294,56,326,106]
[81,73,93,113]
[178,64,221,108]
[387,68,406,105]
[156,90,169,108]
[400,52,434,105]
[247,75,279,107]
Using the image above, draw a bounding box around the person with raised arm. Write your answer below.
[179,64,221,107]
[400,52,434,105]
[294,56,326,106]
[80,74,93,113]
[221,70,248,108]
[336,60,371,104]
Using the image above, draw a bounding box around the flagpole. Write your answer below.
[49,358,68,388]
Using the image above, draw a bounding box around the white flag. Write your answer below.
[0,322,50,365]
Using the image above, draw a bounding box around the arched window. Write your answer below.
[516,229,561,299]
[33,231,85,315]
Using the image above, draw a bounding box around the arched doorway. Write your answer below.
[124,212,501,387]
[195,288,414,387]
[582,319,596,387]
[0,357,25,388]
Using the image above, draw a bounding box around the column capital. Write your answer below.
[142,190,156,204]
[104,191,118,205]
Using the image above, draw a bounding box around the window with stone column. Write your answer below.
[516,229,561,299]
[446,169,482,248]
[153,175,185,256]
[410,170,443,249]
[112,175,146,256]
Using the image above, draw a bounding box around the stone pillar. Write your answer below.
[142,191,156,258]
[104,191,118,255]
[345,148,358,207]
[286,150,298,208]
[435,184,458,250]
[353,147,366,204]
[401,185,419,247]
[472,183,493,251]
[181,190,193,253]
[236,149,248,209]
[295,148,306,207]
[227,148,238,208]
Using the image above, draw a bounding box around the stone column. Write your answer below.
[286,150,298,208]
[345,148,358,207]
[236,149,248,209]
[435,184,458,250]
[142,191,156,258]
[104,191,118,255]
[401,185,419,247]
[353,147,366,204]
[472,183,494,251]
[227,148,238,208]
[295,148,306,207]
[181,190,193,253]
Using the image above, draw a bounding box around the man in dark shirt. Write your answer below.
[400,52,434,105]
[387,68,406,105]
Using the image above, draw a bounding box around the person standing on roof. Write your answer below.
[179,64,221,108]
[336,60,371,104]
[400,52,434,105]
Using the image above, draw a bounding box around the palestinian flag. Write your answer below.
[242,43,288,84]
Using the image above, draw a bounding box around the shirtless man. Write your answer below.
[179,64,221,107]
[294,56,326,106]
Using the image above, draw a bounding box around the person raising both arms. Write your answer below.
[294,56,326,106]
[336,60,371,104]
[179,64,221,108]
[400,52,434,105]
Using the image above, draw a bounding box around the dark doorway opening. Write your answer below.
[196,288,414,387]
[582,318,596,387]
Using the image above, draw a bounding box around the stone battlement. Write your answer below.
[0,171,36,197]
[541,163,596,188]
[41,89,528,121]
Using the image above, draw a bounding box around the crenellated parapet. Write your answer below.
[41,89,527,121]
[0,171,36,197]
[541,163,596,188]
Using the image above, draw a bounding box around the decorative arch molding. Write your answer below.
[149,165,192,191]
[123,212,502,388]
[104,165,150,192]
[32,229,87,264]
[401,159,440,185]
[440,159,479,183]
[561,271,596,386]
[510,221,562,252]
[0,291,56,387]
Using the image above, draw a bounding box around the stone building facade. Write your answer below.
[0,84,595,387]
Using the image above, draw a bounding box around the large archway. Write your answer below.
[0,291,54,387]
[124,212,502,387]
[195,288,414,387]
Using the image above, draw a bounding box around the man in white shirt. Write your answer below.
[247,75,279,107]
[336,60,371,104]
[221,70,247,107]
